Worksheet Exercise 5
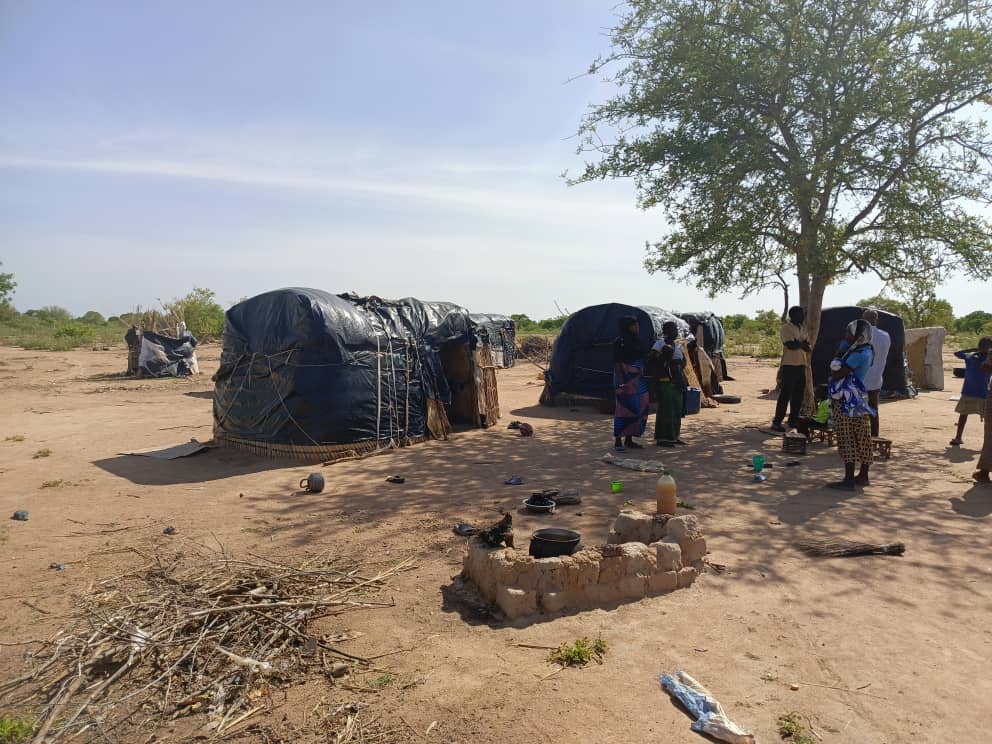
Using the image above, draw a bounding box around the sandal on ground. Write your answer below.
[614,445,626,452]
[675,439,687,445]
[974,470,991,484]
[656,441,676,448]
[854,475,870,486]
[949,438,963,446]
[827,480,856,491]
[770,423,786,433]
[625,441,644,449]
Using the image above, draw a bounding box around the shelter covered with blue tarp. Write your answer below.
[542,303,689,404]
[213,288,500,460]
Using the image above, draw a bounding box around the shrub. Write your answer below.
[164,288,226,339]
[77,311,106,325]
[54,322,95,342]
[0,714,33,743]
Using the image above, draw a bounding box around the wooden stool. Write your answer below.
[872,437,892,459]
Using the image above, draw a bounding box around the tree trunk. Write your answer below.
[800,273,830,415]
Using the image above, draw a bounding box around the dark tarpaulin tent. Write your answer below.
[542,303,688,404]
[213,288,500,461]
[811,306,911,397]
[469,314,516,368]
[125,327,198,377]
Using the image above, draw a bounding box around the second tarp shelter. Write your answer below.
[469,314,516,368]
[675,310,730,394]
[811,306,912,397]
[213,288,499,461]
[541,303,688,405]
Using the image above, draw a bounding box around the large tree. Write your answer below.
[574,0,992,342]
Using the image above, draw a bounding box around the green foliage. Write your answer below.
[0,312,127,351]
[371,673,396,688]
[0,303,16,323]
[164,287,226,339]
[724,309,784,358]
[40,479,64,489]
[777,711,816,744]
[574,0,992,341]
[77,311,106,325]
[549,637,608,667]
[53,322,95,343]
[0,262,15,305]
[858,279,956,329]
[510,313,568,335]
[0,714,33,743]
[32,448,51,459]
[956,311,992,334]
[25,306,72,324]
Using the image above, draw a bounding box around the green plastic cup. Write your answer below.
[610,480,623,493]
[752,455,765,472]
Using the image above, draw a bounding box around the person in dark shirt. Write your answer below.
[950,337,991,446]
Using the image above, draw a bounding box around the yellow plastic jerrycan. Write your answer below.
[656,470,677,515]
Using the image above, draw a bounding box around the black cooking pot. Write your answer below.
[529,528,581,558]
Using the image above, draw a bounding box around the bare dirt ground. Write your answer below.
[1,343,990,743]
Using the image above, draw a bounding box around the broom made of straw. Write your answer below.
[796,538,905,557]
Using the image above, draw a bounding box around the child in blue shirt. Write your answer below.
[950,337,991,446]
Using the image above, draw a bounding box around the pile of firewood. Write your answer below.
[0,548,414,742]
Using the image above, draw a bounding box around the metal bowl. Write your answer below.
[529,528,581,558]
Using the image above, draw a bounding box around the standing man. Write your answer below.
[862,309,890,437]
[772,306,811,432]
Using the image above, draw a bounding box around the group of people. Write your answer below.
[612,306,992,489]
[612,316,688,451]
[774,307,992,489]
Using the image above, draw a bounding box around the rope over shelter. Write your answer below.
[213,288,500,462]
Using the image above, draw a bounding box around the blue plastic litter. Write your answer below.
[660,673,715,735]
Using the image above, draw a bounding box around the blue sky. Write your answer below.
[1,0,988,320]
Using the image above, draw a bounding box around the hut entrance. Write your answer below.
[440,341,500,428]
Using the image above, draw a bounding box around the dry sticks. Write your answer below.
[0,549,414,743]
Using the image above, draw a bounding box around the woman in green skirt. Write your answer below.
[649,321,688,447]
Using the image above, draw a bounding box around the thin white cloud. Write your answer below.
[0,153,644,223]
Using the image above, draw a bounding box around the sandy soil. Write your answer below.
[1,344,990,743]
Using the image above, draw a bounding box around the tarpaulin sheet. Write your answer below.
[470,313,516,368]
[545,303,689,400]
[137,330,198,377]
[213,288,475,447]
[675,311,726,357]
[811,306,910,396]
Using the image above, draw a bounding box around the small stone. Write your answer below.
[666,515,700,542]
[613,509,654,544]
[653,538,683,571]
[539,591,569,614]
[495,586,537,619]
[648,570,678,593]
[679,536,708,564]
[11,510,28,521]
[330,662,350,678]
[790,683,800,691]
[163,526,177,535]
[676,566,699,588]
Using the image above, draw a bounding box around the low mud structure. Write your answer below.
[463,512,707,619]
